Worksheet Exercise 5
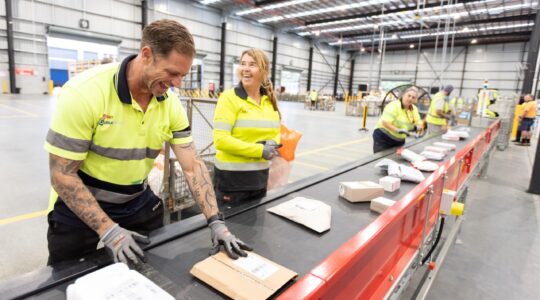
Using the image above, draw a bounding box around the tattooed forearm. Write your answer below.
[171,143,219,218]
[49,154,113,235]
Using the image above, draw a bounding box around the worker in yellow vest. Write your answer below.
[309,89,318,110]
[426,84,454,134]
[213,48,281,207]
[517,94,537,146]
[372,87,423,153]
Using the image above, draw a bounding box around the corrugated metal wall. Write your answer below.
[352,42,530,99]
[0,0,141,94]
[0,0,533,96]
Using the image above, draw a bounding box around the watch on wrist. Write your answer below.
[207,212,224,225]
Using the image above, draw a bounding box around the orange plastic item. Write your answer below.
[277,123,302,161]
[428,262,436,270]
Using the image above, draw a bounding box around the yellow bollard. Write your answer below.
[359,102,369,132]
[511,104,524,139]
[48,80,54,95]
[3,80,7,94]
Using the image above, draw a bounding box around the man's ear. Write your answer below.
[141,46,154,64]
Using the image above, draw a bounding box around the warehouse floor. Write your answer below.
[0,94,539,299]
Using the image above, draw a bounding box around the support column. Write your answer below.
[458,45,469,95]
[5,0,16,93]
[141,0,148,29]
[348,53,355,96]
[521,12,540,94]
[271,36,277,87]
[333,53,340,97]
[525,13,540,194]
[529,142,540,194]
[219,22,226,92]
[307,45,313,91]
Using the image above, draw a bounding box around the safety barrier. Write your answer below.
[278,120,501,299]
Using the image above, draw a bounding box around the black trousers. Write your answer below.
[46,191,164,265]
[372,128,405,153]
[214,187,267,209]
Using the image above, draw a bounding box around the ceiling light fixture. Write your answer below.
[259,0,396,23]
[295,0,532,31]
[409,44,415,48]
[236,0,316,16]
[471,39,478,44]
[200,0,221,5]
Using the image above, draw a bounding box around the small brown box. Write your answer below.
[339,181,384,202]
[370,197,397,214]
[191,252,297,300]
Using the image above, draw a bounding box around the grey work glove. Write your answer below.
[100,223,150,265]
[259,140,281,160]
[208,220,253,259]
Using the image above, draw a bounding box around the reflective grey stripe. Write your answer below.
[234,120,280,129]
[173,131,191,138]
[46,129,91,153]
[87,185,147,204]
[215,161,269,171]
[90,143,161,160]
[214,122,233,131]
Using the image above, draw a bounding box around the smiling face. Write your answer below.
[238,52,265,90]
[141,47,193,97]
[402,90,418,108]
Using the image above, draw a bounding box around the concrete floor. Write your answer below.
[1,94,539,300]
[428,136,540,299]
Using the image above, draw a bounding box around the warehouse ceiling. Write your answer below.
[199,0,538,51]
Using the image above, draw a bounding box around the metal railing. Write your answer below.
[161,97,218,218]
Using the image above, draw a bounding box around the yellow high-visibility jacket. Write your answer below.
[213,84,280,191]
[427,92,450,126]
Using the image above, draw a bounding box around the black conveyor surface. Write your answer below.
[0,127,487,300]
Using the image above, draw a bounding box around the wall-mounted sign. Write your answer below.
[16,68,35,76]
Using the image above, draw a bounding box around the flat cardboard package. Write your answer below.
[379,176,400,192]
[433,142,456,151]
[370,197,396,214]
[191,252,297,300]
[267,197,331,233]
[66,263,174,300]
[442,133,460,141]
[339,181,384,202]
[421,150,445,161]
[424,146,449,154]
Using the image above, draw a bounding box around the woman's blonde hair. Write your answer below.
[239,48,280,116]
[402,86,419,98]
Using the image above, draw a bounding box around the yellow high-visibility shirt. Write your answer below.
[45,55,191,209]
[376,100,422,140]
[426,92,450,126]
[213,84,280,171]
[523,100,537,118]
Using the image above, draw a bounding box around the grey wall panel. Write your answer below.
[352,42,528,98]
[0,0,140,93]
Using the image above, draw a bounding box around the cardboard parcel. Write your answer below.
[267,197,331,233]
[190,252,297,300]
